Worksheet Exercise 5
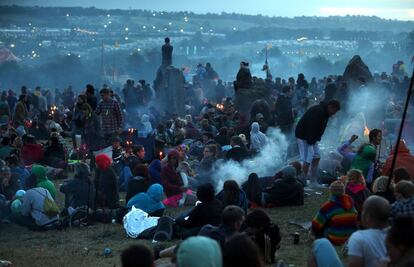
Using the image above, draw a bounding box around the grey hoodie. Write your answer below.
[21,187,58,226]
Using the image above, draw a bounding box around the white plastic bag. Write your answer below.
[123,207,159,238]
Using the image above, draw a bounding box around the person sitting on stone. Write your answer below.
[312,181,358,245]
[390,180,414,219]
[346,195,390,267]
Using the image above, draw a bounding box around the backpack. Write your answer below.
[34,188,60,218]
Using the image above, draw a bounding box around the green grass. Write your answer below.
[0,178,335,267]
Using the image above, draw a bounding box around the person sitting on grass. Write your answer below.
[312,180,358,246]
[346,195,390,267]
[31,164,56,199]
[308,238,344,267]
[0,166,20,201]
[216,180,247,214]
[372,175,395,202]
[385,216,414,267]
[243,209,281,264]
[176,236,222,267]
[43,135,66,169]
[393,167,412,184]
[199,205,245,247]
[60,162,94,210]
[345,169,371,221]
[11,176,59,230]
[390,180,414,219]
[175,183,223,239]
[161,150,187,207]
[94,153,119,209]
[121,244,155,267]
[126,183,165,217]
[263,166,304,207]
[20,134,44,166]
[222,234,264,267]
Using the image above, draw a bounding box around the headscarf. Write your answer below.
[250,122,267,151]
[176,236,222,267]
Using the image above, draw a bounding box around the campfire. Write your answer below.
[364,126,370,137]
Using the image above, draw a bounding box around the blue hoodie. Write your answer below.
[149,160,162,184]
[126,183,165,214]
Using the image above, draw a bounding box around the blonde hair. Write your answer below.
[372,176,393,193]
[347,169,365,186]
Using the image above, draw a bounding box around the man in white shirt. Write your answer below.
[347,195,390,267]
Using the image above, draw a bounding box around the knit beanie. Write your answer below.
[330,180,345,195]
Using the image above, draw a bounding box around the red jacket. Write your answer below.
[161,164,183,197]
[382,141,414,178]
[21,144,44,166]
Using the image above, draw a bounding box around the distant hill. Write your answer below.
[0,5,413,33]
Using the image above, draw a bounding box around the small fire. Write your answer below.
[159,151,163,159]
[216,103,224,110]
[364,126,370,137]
[50,105,58,116]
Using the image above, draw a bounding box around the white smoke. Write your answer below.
[212,127,288,190]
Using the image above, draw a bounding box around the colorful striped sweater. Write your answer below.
[312,194,358,245]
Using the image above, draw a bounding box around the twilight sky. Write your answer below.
[2,0,414,21]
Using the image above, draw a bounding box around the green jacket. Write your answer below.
[351,144,376,178]
[32,164,56,199]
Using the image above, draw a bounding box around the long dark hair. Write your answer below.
[223,180,240,206]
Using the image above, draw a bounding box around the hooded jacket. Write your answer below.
[250,122,267,152]
[126,183,165,214]
[32,164,56,199]
[149,160,162,185]
[312,194,358,245]
[382,141,414,178]
[351,144,376,179]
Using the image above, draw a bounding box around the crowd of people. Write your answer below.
[0,47,413,266]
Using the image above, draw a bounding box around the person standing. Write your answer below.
[295,100,340,185]
[95,88,123,144]
[13,94,28,127]
[162,37,173,67]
